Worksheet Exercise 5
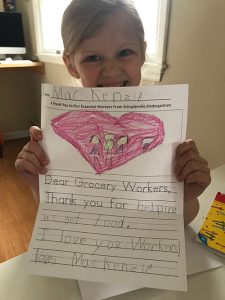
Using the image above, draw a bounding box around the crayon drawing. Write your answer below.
[51,111,165,173]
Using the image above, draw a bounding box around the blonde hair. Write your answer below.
[61,0,145,57]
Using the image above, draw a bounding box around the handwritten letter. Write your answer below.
[27,84,188,291]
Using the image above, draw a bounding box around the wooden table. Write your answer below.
[0,61,44,157]
[0,61,44,72]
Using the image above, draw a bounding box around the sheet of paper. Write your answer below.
[27,84,188,291]
[78,227,225,300]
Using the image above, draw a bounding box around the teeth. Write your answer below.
[98,81,127,87]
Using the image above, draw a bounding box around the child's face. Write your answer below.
[64,13,146,87]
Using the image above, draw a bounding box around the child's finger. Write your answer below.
[23,141,49,166]
[185,171,211,186]
[17,148,47,174]
[30,126,42,142]
[176,140,199,159]
[174,151,208,177]
[176,160,210,182]
[15,157,46,175]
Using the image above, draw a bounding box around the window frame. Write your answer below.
[31,0,170,81]
[142,0,170,82]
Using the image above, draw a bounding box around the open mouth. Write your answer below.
[97,81,128,87]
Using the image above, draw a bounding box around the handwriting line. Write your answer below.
[41,209,177,222]
[32,247,179,264]
[37,227,179,240]
[44,191,177,203]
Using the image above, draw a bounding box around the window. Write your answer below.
[32,0,170,81]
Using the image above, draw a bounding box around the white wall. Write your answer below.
[159,0,225,169]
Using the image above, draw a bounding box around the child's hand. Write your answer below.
[15,126,49,199]
[174,139,211,202]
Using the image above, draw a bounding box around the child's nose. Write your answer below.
[101,59,122,77]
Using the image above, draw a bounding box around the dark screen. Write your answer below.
[0,12,25,47]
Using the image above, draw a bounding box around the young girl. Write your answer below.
[15,0,211,225]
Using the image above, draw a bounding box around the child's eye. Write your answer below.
[118,49,133,58]
[84,55,101,62]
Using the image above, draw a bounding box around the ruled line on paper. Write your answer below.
[30,246,180,277]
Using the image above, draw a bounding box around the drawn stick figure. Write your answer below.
[104,133,114,167]
[90,135,101,170]
[116,136,128,154]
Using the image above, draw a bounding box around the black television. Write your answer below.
[0,12,26,56]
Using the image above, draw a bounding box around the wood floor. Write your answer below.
[0,138,38,263]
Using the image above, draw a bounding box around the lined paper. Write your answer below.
[27,84,188,291]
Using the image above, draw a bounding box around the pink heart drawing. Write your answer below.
[51,111,165,173]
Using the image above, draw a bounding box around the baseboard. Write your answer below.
[3,130,29,141]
